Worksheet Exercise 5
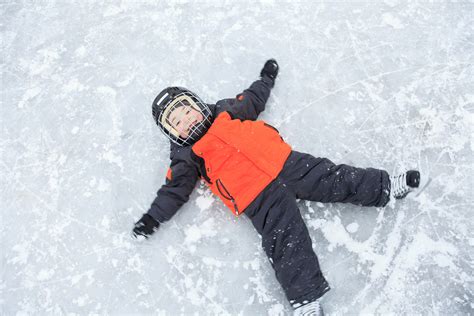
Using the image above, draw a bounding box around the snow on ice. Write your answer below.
[1,1,473,315]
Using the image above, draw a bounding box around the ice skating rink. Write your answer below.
[1,1,473,314]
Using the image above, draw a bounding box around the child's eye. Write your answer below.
[176,121,180,126]
[186,110,190,114]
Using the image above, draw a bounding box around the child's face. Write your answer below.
[167,105,204,138]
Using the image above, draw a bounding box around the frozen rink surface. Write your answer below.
[1,1,473,315]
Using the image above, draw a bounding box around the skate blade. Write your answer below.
[412,154,432,197]
[131,232,148,242]
[414,176,432,197]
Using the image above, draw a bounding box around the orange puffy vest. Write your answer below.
[192,112,291,215]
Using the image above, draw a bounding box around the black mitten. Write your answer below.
[260,59,279,82]
[132,214,160,239]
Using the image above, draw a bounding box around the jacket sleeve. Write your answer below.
[147,157,199,223]
[216,76,274,121]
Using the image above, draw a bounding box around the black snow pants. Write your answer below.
[244,150,390,307]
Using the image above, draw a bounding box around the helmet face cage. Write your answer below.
[154,88,212,146]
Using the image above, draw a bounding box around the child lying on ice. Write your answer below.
[132,59,421,315]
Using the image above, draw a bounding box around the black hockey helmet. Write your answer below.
[152,87,213,146]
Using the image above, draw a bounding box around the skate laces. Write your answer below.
[390,172,411,199]
[294,300,323,316]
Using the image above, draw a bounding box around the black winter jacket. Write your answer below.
[148,76,275,222]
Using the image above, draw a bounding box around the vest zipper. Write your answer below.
[216,179,239,215]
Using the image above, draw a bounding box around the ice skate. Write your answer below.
[390,170,420,199]
[294,300,324,316]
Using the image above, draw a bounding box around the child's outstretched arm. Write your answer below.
[132,152,199,239]
[216,59,279,121]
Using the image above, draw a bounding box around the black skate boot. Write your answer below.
[390,170,420,199]
[294,299,324,316]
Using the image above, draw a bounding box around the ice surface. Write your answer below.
[1,1,473,315]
